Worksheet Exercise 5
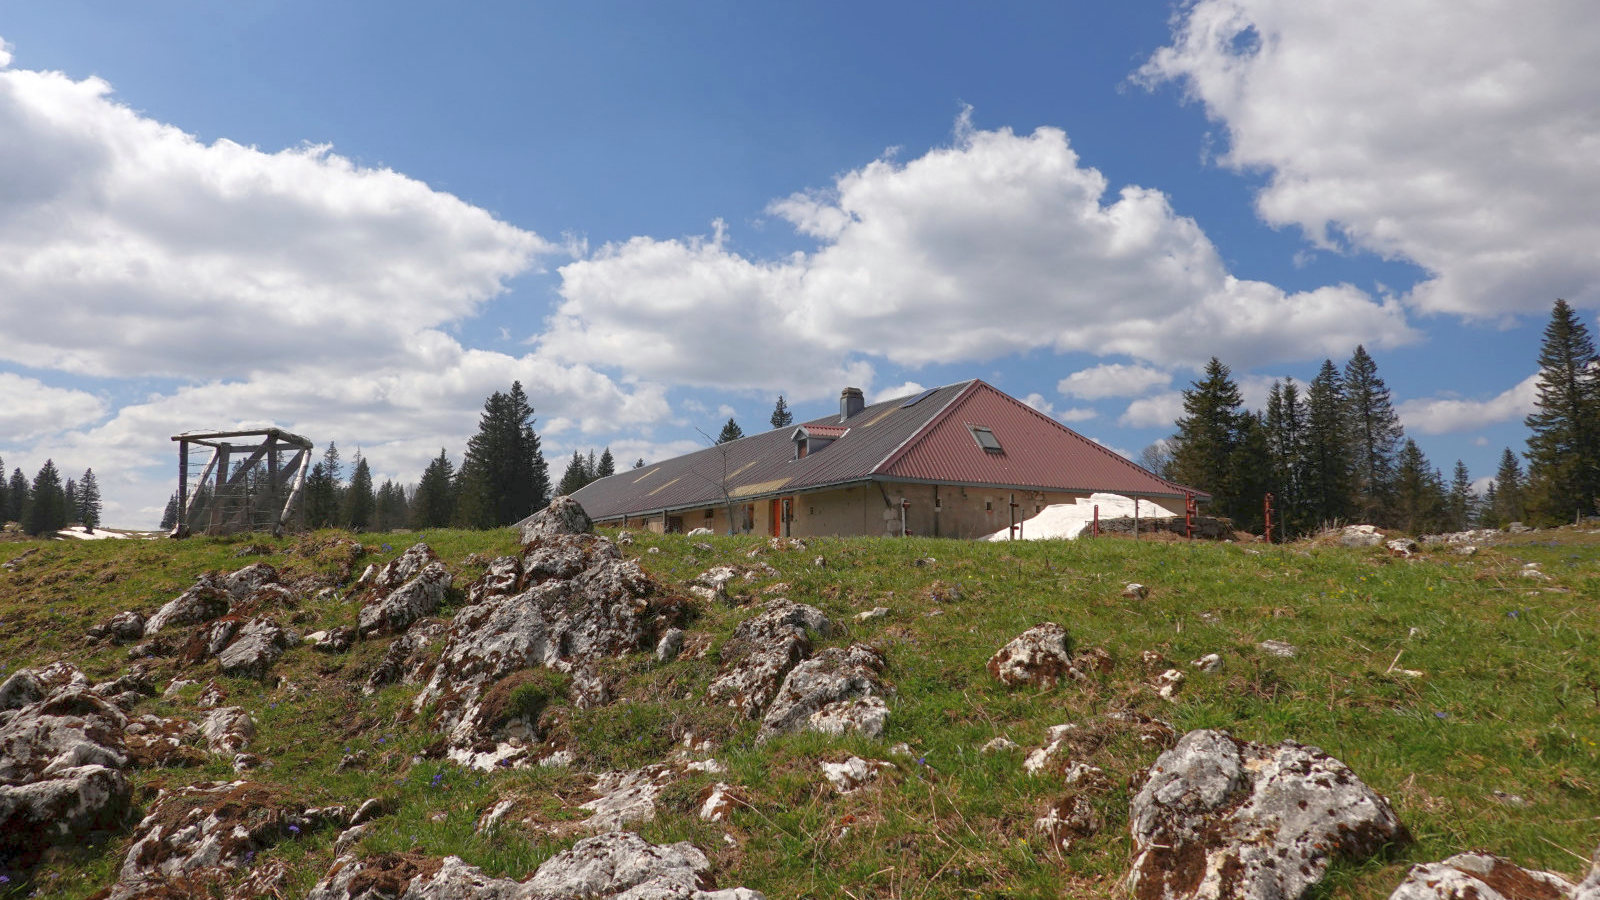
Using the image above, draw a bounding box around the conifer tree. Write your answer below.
[1302,359,1353,526]
[373,480,408,531]
[1480,482,1497,528]
[1393,440,1445,534]
[770,396,793,429]
[1491,448,1526,527]
[455,382,551,528]
[160,493,179,531]
[1227,412,1274,533]
[556,450,593,497]
[413,450,457,528]
[1264,379,1310,537]
[596,448,615,479]
[24,460,68,536]
[716,418,744,444]
[64,479,78,525]
[345,454,375,531]
[1523,299,1600,523]
[5,468,24,525]
[77,469,101,532]
[304,442,344,528]
[0,455,7,523]
[1343,346,1404,525]
[633,458,646,469]
[1169,358,1245,514]
[1446,460,1473,532]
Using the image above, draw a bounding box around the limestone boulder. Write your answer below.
[467,555,524,605]
[1128,728,1408,900]
[357,559,452,637]
[758,643,889,741]
[308,832,763,899]
[215,617,294,678]
[706,600,831,718]
[1388,853,1577,900]
[89,611,148,644]
[110,780,342,898]
[407,533,679,768]
[0,667,133,868]
[519,495,593,542]
[987,622,1108,688]
[143,573,232,635]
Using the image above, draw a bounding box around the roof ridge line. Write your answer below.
[871,379,979,474]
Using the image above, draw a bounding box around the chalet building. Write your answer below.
[569,380,1205,539]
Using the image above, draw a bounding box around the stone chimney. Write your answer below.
[840,387,865,422]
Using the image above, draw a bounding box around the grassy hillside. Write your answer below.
[1,526,1597,898]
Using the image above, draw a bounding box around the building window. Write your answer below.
[969,425,1003,453]
[704,509,714,519]
[985,500,993,511]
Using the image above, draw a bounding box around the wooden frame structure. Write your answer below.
[170,428,313,537]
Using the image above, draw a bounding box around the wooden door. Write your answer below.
[769,499,781,537]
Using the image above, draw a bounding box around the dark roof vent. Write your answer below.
[840,387,865,422]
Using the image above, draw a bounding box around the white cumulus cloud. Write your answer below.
[1140,0,1600,318]
[0,50,552,379]
[543,115,1416,397]
[0,374,106,442]
[1397,373,1539,435]
[1058,363,1172,400]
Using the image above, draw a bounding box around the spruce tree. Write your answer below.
[1264,379,1310,538]
[1393,440,1445,534]
[716,418,744,444]
[64,479,78,525]
[770,396,793,429]
[0,455,6,523]
[596,448,616,479]
[633,458,646,469]
[1302,359,1353,526]
[303,443,345,528]
[1491,448,1526,527]
[1226,412,1274,533]
[1343,346,1404,525]
[77,469,101,532]
[556,451,593,497]
[413,450,457,528]
[160,494,179,531]
[373,480,406,531]
[24,460,68,536]
[1169,358,1245,516]
[1446,460,1473,532]
[1524,299,1600,523]
[6,468,25,525]
[345,454,375,531]
[456,382,551,528]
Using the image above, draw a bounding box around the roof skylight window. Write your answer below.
[969,425,1003,453]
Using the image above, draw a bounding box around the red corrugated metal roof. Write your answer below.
[880,382,1200,499]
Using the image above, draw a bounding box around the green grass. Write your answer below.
[1,527,1597,899]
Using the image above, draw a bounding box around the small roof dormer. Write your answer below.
[792,424,848,459]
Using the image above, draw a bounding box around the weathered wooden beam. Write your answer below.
[171,427,311,449]
[175,440,189,537]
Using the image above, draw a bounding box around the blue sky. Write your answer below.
[1,1,1595,526]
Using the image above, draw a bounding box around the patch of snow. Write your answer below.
[987,493,1179,542]
[56,527,132,541]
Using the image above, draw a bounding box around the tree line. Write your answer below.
[1,458,102,536]
[1160,299,1600,537]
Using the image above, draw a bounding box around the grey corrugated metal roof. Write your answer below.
[570,382,973,519]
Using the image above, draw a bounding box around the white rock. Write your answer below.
[1258,639,1298,658]
[1190,653,1223,673]
[820,757,890,794]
